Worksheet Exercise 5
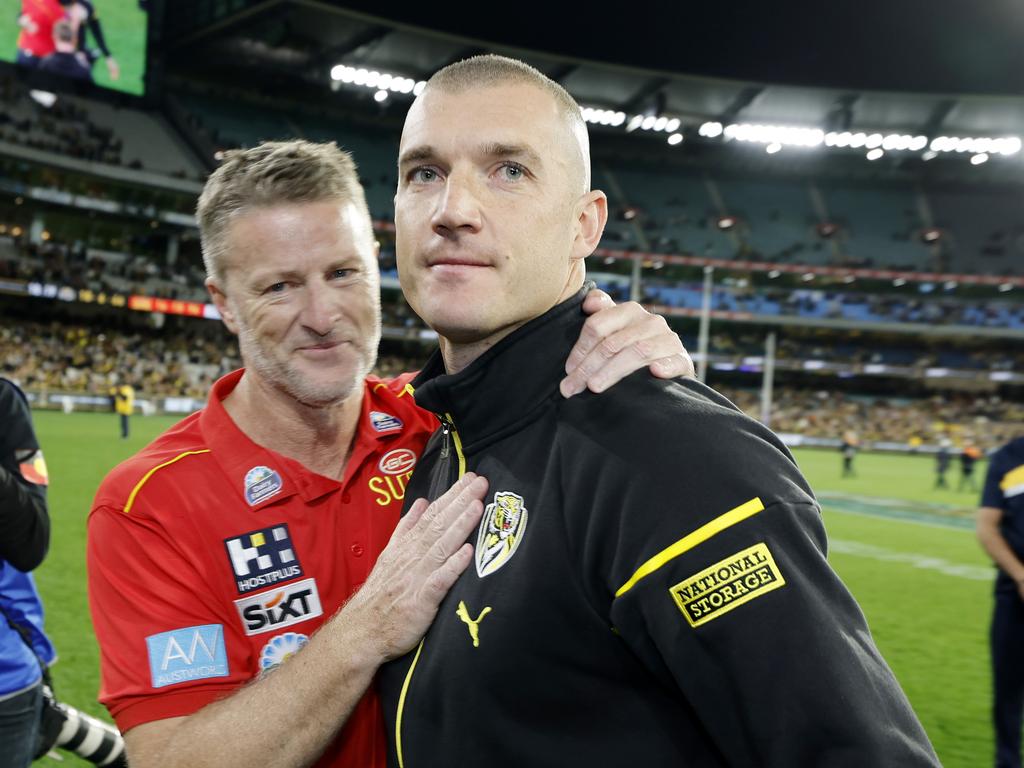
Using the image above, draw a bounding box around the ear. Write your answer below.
[571,190,608,263]
[206,277,240,335]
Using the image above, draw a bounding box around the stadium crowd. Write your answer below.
[3,234,1022,331]
[723,386,1024,451]
[1,317,1018,451]
[0,319,427,399]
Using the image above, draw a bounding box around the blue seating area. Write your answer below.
[628,279,1024,329]
[178,93,1021,280]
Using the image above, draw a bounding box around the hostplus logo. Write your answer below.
[224,524,303,594]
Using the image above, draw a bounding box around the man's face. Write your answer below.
[395,82,597,345]
[209,200,381,408]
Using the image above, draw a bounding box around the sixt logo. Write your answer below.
[224,524,303,594]
[234,578,323,636]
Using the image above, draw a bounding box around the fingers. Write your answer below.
[561,304,692,396]
[580,287,615,314]
[421,543,475,603]
[351,474,488,661]
[416,473,487,533]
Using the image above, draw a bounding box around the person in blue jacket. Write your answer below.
[0,378,56,768]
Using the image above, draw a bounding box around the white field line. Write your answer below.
[829,538,992,581]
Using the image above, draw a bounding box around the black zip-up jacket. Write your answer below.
[0,379,49,572]
[379,287,939,768]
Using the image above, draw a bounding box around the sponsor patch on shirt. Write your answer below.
[370,411,404,433]
[234,578,323,636]
[476,491,528,578]
[669,542,785,628]
[224,524,304,594]
[16,449,48,486]
[258,632,309,677]
[244,465,283,506]
[146,624,229,689]
[379,448,417,476]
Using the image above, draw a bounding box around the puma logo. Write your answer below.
[456,601,492,648]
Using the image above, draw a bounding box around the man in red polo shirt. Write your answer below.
[87,140,691,768]
[16,0,64,66]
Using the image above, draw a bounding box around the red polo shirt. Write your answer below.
[17,0,64,57]
[87,369,437,768]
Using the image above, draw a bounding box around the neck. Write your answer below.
[223,371,363,481]
[440,272,586,375]
[439,323,523,375]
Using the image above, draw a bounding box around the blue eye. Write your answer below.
[267,282,287,294]
[499,162,525,181]
[411,167,440,183]
[331,268,354,279]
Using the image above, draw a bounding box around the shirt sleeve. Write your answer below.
[87,501,252,733]
[566,391,940,766]
[0,381,49,571]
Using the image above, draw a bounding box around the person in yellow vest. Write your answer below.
[110,381,135,439]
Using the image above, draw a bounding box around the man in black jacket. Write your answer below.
[0,378,53,768]
[377,54,941,767]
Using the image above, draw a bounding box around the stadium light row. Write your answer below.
[332,62,1020,163]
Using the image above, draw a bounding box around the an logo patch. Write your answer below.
[378,448,417,476]
[244,465,283,506]
[258,632,309,677]
[234,578,323,636]
[670,542,786,628]
[370,411,404,432]
[476,491,528,578]
[16,449,48,486]
[224,524,303,594]
[146,624,229,689]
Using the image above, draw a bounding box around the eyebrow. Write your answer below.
[398,142,544,170]
[398,145,437,169]
[480,142,543,169]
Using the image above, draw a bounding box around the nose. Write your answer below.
[431,170,482,239]
[300,280,339,337]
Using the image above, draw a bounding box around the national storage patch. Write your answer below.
[670,542,785,627]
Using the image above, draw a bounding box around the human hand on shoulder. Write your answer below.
[343,473,487,662]
[561,288,694,397]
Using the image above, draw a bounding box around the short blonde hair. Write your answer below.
[196,140,371,284]
[424,54,591,192]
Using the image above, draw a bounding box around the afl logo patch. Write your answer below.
[379,448,417,475]
[244,466,283,506]
[476,491,528,578]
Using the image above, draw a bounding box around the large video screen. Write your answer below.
[1,0,148,95]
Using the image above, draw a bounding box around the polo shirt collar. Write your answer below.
[200,369,340,508]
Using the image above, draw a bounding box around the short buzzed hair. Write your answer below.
[196,140,372,284]
[424,54,591,192]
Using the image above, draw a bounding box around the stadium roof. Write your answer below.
[160,1,1024,177]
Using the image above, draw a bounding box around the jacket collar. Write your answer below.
[411,283,592,451]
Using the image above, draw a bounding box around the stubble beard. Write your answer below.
[237,323,375,409]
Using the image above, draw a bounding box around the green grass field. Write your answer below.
[29,411,994,766]
[1,0,148,95]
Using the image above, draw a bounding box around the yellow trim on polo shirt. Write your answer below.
[615,497,766,598]
[123,450,212,513]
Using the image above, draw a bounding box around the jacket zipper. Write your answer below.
[395,412,465,768]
